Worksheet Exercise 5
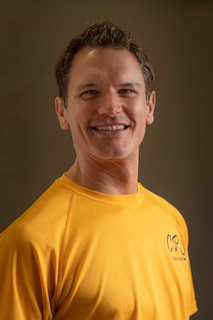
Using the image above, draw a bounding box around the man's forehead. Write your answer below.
[71,46,140,70]
[69,47,144,90]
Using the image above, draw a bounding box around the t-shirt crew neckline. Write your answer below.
[56,173,144,204]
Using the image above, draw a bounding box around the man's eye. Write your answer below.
[81,90,99,99]
[83,90,99,95]
[118,89,133,94]
[86,90,99,94]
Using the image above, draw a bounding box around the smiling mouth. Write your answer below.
[92,125,128,131]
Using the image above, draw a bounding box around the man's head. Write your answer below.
[55,20,154,107]
[55,21,156,163]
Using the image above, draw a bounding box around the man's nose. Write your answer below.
[98,92,122,117]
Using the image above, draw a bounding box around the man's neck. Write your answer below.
[66,154,139,195]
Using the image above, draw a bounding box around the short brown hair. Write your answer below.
[55,20,155,106]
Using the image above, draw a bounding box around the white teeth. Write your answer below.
[95,125,125,131]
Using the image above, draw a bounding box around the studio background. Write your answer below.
[1,0,212,318]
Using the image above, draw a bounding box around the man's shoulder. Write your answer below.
[143,187,179,213]
[1,176,74,248]
[142,187,188,234]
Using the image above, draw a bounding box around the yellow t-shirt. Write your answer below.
[0,174,198,319]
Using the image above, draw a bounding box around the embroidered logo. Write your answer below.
[167,235,187,261]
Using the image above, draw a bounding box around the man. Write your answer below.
[0,21,198,319]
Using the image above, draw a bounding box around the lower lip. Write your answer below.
[91,127,129,137]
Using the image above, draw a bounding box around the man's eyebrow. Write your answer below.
[119,82,141,88]
[74,82,141,95]
[75,83,97,94]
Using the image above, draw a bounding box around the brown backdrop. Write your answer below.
[1,0,212,318]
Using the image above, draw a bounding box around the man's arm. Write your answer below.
[0,224,54,320]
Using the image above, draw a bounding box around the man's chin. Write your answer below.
[89,147,138,162]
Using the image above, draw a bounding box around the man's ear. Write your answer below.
[146,91,156,125]
[55,97,70,130]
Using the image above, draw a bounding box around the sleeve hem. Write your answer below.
[190,301,198,316]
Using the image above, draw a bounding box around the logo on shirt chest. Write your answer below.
[167,235,187,261]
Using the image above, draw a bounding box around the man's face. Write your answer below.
[56,47,155,161]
